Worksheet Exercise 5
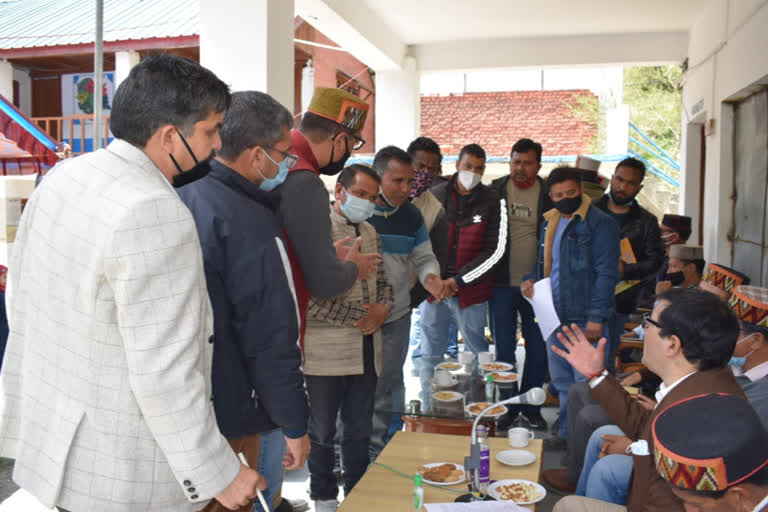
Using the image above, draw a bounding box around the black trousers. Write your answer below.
[305,336,377,500]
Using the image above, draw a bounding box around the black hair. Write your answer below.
[458,143,486,163]
[616,157,647,181]
[217,91,293,161]
[656,287,739,371]
[372,145,412,176]
[299,111,354,143]
[407,136,443,162]
[682,258,706,276]
[337,164,381,188]
[110,54,230,147]
[511,138,542,163]
[547,166,583,188]
[742,321,768,341]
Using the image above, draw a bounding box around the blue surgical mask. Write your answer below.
[729,356,748,368]
[340,190,375,224]
[258,150,291,191]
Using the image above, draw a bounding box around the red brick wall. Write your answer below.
[295,20,375,154]
[420,90,597,157]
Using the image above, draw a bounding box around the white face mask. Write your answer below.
[458,170,481,191]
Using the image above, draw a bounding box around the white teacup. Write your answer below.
[477,352,492,364]
[434,368,458,387]
[458,352,475,366]
[508,427,535,448]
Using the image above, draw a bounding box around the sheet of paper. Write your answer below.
[425,501,527,511]
[524,278,561,340]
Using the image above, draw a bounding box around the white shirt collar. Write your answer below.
[745,361,768,382]
[753,494,768,512]
[654,371,696,406]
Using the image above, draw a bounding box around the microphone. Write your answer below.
[461,387,546,501]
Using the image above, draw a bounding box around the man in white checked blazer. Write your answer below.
[0,55,265,511]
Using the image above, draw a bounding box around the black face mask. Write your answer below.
[170,128,212,188]
[318,135,350,176]
[663,271,686,286]
[553,195,582,215]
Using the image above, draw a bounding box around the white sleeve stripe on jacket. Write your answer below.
[275,237,304,367]
[462,198,508,284]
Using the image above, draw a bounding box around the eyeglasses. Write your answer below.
[335,132,365,151]
[265,146,298,169]
[642,312,663,330]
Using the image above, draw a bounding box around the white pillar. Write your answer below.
[199,0,294,111]
[301,59,314,113]
[605,105,629,155]
[0,60,13,103]
[115,50,140,88]
[375,56,420,151]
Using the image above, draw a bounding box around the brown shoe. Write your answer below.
[542,467,576,493]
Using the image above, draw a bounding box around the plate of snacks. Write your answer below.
[432,390,463,402]
[479,361,514,373]
[465,402,508,418]
[489,371,518,386]
[417,462,465,486]
[487,479,546,505]
[436,361,462,371]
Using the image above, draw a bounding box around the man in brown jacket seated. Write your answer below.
[552,287,744,512]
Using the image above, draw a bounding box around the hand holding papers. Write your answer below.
[523,278,561,340]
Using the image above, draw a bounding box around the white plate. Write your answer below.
[487,479,547,505]
[464,402,508,418]
[432,390,463,402]
[418,462,466,486]
[479,362,515,373]
[488,371,518,385]
[495,449,537,466]
[436,361,463,371]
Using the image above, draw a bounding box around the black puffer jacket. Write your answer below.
[593,194,665,314]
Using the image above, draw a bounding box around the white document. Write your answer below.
[523,278,562,340]
[425,501,527,511]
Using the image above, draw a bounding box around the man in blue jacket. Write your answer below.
[178,91,310,512]
[522,166,620,443]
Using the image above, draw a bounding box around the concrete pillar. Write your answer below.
[115,50,140,88]
[605,105,629,155]
[375,56,419,151]
[0,60,13,103]
[199,0,294,110]
[301,59,314,113]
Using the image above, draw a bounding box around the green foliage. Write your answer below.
[560,93,604,154]
[623,65,683,167]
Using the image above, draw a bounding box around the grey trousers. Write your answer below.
[565,381,613,484]
[370,313,411,458]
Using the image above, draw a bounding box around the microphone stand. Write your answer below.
[457,387,546,503]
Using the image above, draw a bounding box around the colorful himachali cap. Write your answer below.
[662,214,692,241]
[668,244,703,261]
[307,87,369,132]
[653,393,768,492]
[703,263,750,295]
[729,285,768,328]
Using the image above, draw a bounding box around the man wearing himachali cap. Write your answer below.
[278,87,380,346]
[652,393,768,512]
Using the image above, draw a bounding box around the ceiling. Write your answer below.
[363,0,707,44]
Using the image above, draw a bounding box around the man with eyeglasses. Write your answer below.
[179,91,309,512]
[279,87,380,356]
[594,158,664,373]
[551,288,744,512]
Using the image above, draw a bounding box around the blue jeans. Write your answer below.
[488,286,547,414]
[420,298,488,366]
[576,425,633,505]
[371,313,412,458]
[254,428,285,512]
[547,322,610,439]
[410,301,458,358]
[606,313,629,373]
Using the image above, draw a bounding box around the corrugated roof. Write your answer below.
[0,0,199,50]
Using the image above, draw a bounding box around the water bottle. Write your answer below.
[475,424,490,494]
[485,374,495,403]
[413,474,424,510]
